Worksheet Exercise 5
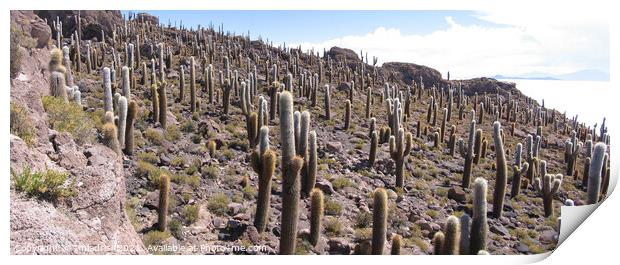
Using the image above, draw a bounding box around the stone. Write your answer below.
[326,141,343,153]
[490,224,510,237]
[327,238,351,255]
[448,186,467,202]
[314,179,335,195]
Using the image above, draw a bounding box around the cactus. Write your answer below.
[303,131,318,196]
[391,234,402,255]
[369,130,378,168]
[246,112,259,148]
[366,85,372,118]
[565,130,582,176]
[390,128,413,188]
[50,72,68,102]
[443,216,461,255]
[324,84,331,120]
[587,142,607,204]
[179,65,185,102]
[433,131,440,149]
[492,121,508,218]
[123,100,137,155]
[190,57,196,113]
[459,118,476,188]
[207,140,217,157]
[473,129,483,164]
[309,188,324,246]
[269,81,279,120]
[511,143,529,197]
[150,83,159,123]
[278,91,304,255]
[158,82,167,129]
[102,67,113,112]
[440,108,448,142]
[223,79,232,115]
[102,117,121,155]
[459,214,471,255]
[117,96,127,149]
[158,174,170,232]
[433,232,445,255]
[480,139,488,160]
[470,177,488,254]
[49,48,66,73]
[372,188,388,255]
[525,134,540,183]
[369,118,376,138]
[344,100,351,130]
[534,168,563,217]
[449,129,457,156]
[251,126,276,232]
[582,157,591,188]
[121,66,131,101]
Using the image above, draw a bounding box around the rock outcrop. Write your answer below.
[10,10,52,48]
[9,11,146,255]
[34,10,124,41]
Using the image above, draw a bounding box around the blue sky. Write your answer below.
[124,10,609,80]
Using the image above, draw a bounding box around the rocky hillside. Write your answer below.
[9,10,610,255]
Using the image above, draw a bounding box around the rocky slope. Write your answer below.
[9,10,609,255]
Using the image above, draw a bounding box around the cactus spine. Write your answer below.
[251,126,276,232]
[309,188,324,246]
[372,188,388,255]
[158,174,170,232]
[470,177,488,254]
[587,142,607,204]
[492,121,507,218]
[278,91,304,255]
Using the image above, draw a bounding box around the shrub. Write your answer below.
[144,128,164,145]
[10,103,35,146]
[42,96,95,144]
[207,192,230,216]
[325,217,343,236]
[182,204,200,224]
[324,198,343,216]
[142,230,171,254]
[355,211,373,228]
[170,156,186,168]
[242,185,257,199]
[168,219,183,239]
[10,24,22,79]
[165,124,181,141]
[201,165,219,179]
[137,151,160,164]
[331,177,354,190]
[11,167,76,200]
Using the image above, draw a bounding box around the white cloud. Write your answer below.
[293,10,609,80]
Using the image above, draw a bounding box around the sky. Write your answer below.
[125,10,609,80]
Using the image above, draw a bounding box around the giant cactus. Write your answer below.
[460,117,476,188]
[470,177,488,254]
[492,121,507,218]
[251,126,276,232]
[587,142,607,204]
[565,130,582,176]
[123,100,137,155]
[309,188,324,246]
[511,143,529,197]
[158,174,170,232]
[372,188,388,255]
[534,162,563,217]
[443,216,461,255]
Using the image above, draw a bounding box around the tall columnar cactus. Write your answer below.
[526,134,540,184]
[309,188,324,246]
[460,118,476,188]
[511,143,529,197]
[433,131,440,149]
[117,96,127,149]
[251,126,276,232]
[390,128,413,188]
[179,65,185,102]
[150,83,159,123]
[158,82,167,129]
[366,86,372,118]
[473,129,483,164]
[190,57,196,113]
[102,67,113,112]
[587,142,607,204]
[372,188,388,255]
[269,82,279,120]
[246,112,259,148]
[50,72,68,102]
[534,163,563,217]
[565,130,582,176]
[121,66,131,101]
[49,48,66,73]
[102,114,121,155]
[303,131,318,196]
[344,100,351,130]
[582,157,591,188]
[123,100,137,155]
[324,84,331,120]
[492,121,508,218]
[223,79,232,115]
[459,214,472,255]
[207,64,214,103]
[440,108,448,142]
[470,177,488,254]
[442,216,461,255]
[391,234,402,255]
[158,174,170,232]
[278,91,304,255]
[433,232,445,255]
[369,130,378,168]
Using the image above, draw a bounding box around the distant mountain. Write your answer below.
[493,69,609,81]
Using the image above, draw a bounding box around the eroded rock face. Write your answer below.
[10,10,52,48]
[382,62,444,89]
[34,10,123,41]
[9,11,146,255]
